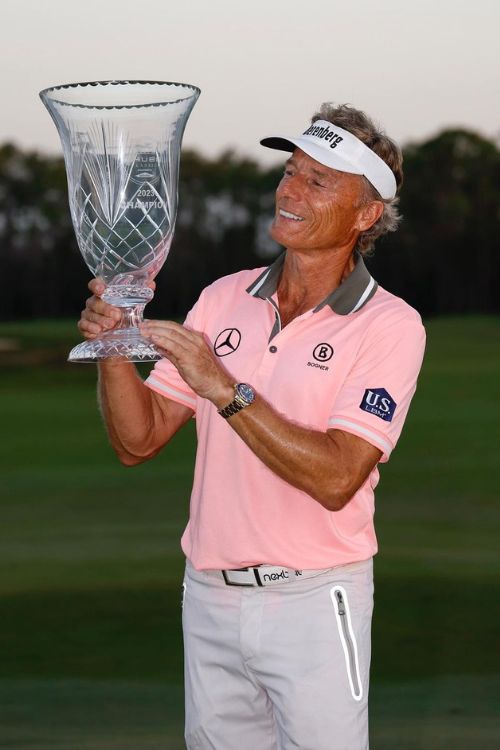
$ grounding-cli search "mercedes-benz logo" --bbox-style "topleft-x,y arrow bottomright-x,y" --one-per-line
313,343 -> 334,362
214,328 -> 242,357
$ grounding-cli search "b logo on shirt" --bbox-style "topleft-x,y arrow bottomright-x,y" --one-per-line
360,388 -> 396,422
313,343 -> 334,362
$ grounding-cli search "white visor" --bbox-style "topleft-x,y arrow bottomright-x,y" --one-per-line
260,119 -> 397,200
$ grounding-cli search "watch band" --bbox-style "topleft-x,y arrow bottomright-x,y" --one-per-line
218,383 -> 255,419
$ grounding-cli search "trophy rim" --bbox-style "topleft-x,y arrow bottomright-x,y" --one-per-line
39,79 -> 201,110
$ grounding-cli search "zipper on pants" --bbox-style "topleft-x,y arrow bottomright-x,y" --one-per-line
330,585 -> 363,701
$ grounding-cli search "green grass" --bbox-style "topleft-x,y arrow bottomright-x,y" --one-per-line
1,316 -> 500,748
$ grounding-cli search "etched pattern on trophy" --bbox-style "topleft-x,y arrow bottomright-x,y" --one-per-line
40,81 -> 200,362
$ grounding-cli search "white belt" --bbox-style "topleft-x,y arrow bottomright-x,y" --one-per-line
218,565 -> 327,587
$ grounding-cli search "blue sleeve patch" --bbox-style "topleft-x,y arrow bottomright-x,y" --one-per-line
360,388 -> 397,423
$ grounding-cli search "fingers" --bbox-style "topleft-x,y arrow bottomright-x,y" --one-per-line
79,283 -> 122,340
141,321 -> 210,363
141,320 -> 192,339
141,321 -> 202,352
139,320 -> 231,402
88,277 -> 106,296
79,278 -> 155,341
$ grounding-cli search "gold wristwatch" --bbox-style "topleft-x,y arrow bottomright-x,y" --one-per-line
218,383 -> 256,419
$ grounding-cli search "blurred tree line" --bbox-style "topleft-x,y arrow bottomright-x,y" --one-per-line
0,128 -> 499,322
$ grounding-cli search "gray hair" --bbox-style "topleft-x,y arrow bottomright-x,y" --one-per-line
312,103 -> 403,255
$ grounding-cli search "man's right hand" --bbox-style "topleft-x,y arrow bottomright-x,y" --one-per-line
78,279 -> 122,340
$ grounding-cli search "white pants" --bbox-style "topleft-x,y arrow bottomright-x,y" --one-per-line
182,558 -> 373,750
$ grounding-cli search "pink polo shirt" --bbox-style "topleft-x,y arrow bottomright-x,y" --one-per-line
145,253 -> 425,570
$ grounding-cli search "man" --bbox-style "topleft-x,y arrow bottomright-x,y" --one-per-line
80,103 -> 425,749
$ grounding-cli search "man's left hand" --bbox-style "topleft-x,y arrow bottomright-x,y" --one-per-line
140,320 -> 234,407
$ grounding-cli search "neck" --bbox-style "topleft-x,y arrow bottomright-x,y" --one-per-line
277,247 -> 356,325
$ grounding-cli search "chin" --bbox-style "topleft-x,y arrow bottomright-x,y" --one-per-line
269,223 -> 284,246
270,222 -> 299,248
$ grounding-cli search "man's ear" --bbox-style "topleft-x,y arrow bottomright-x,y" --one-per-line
356,201 -> 384,232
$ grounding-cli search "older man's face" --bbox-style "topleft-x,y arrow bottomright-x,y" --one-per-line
270,149 -> 368,253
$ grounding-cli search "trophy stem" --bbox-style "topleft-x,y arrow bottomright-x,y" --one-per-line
117,302 -> 147,330
68,294 -> 163,363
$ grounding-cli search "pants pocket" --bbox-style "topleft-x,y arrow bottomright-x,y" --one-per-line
330,584 -> 363,702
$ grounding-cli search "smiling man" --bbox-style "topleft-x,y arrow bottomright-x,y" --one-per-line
79,103 -> 425,750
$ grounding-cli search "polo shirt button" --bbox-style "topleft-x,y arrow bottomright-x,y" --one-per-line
269,345 -> 278,353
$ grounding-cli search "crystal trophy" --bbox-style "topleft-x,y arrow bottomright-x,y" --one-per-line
40,80 -> 200,362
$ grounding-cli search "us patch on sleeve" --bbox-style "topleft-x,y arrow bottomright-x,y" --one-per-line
360,388 -> 397,422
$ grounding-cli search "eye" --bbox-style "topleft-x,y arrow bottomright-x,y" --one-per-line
312,179 -> 326,188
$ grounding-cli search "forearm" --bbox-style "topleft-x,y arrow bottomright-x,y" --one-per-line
79,285 -> 185,464
97,361 -> 162,465
214,391 -> 358,511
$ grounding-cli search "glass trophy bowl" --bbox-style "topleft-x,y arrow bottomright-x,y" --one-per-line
40,80 -> 200,362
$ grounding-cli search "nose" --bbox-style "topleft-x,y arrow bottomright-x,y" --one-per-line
277,171 -> 303,202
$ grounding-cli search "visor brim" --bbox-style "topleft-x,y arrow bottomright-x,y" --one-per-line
260,135 -> 364,177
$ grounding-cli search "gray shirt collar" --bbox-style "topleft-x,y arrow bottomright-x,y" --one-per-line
246,251 -> 378,315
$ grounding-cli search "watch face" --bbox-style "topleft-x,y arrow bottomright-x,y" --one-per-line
237,383 -> 255,404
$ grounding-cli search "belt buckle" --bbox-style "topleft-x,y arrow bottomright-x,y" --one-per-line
222,568 -> 260,587
221,565 -> 295,587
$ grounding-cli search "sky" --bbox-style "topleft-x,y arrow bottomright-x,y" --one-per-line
1,0 -> 498,166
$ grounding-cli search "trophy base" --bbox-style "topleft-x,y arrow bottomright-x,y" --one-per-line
68,329 -> 163,363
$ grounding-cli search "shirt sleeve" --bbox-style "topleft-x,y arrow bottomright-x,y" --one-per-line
144,296 -> 204,413
328,315 -> 426,462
